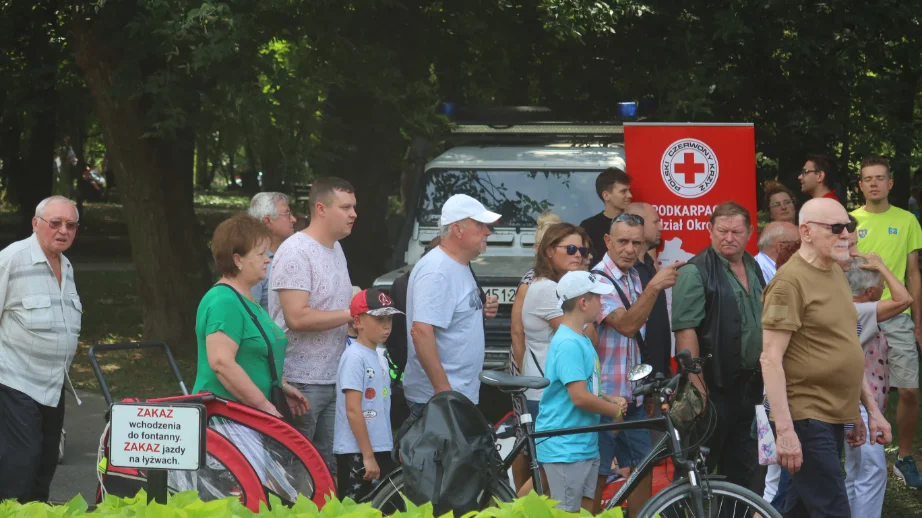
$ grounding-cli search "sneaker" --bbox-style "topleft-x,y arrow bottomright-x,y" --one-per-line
894,455 -> 922,489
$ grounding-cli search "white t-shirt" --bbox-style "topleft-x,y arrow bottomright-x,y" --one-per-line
855,302 -> 880,347
403,247 -> 485,404
269,232 -> 352,385
521,278 -> 564,401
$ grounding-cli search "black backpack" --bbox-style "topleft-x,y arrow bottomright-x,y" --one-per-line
398,391 -> 501,515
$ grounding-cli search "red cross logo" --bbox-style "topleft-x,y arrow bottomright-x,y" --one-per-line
674,152 -> 705,185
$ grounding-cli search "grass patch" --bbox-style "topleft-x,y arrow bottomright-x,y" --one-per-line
882,388 -> 922,517
69,269 -> 196,402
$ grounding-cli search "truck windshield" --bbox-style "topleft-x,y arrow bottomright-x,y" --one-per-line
418,169 -> 602,227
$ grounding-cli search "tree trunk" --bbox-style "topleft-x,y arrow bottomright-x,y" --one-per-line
890,59 -> 918,210
71,21 -> 212,355
15,101 -> 57,238
195,131 -> 211,190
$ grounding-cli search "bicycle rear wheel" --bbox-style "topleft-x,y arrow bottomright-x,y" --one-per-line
369,470 -> 516,513
637,479 -> 781,518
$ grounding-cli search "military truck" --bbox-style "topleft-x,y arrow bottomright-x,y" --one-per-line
374,122 -> 626,370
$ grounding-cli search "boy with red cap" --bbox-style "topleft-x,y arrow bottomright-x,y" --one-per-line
333,288 -> 403,499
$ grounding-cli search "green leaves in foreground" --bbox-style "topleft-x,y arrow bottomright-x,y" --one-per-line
0,491 -> 625,518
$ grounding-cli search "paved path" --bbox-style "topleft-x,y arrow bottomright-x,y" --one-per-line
50,390 -> 110,505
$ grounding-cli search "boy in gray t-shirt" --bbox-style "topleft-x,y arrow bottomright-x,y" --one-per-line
333,289 -> 403,500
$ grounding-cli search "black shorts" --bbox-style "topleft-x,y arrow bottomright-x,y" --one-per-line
335,452 -> 396,501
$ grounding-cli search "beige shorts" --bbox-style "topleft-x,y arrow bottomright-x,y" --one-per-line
543,458 -> 600,512
879,313 -> 919,389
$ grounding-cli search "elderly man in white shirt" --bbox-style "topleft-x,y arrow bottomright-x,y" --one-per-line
754,221 -> 799,282
0,196 -> 82,503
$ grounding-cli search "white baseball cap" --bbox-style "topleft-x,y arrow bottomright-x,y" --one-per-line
439,194 -> 502,226
556,271 -> 614,304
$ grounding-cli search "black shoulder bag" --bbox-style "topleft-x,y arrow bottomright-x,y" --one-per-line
591,269 -> 648,360
218,284 -> 295,424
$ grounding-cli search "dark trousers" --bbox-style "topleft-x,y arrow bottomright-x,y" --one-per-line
702,374 -> 764,494
782,419 -> 849,518
0,384 -> 66,503
336,452 -> 397,501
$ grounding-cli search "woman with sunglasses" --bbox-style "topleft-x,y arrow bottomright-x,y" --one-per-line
521,223 -> 597,419
764,180 -> 797,224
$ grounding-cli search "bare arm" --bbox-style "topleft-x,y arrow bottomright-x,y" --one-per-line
278,289 -> 351,332
675,328 -> 705,393
906,251 -> 921,328
760,329 -> 794,431
410,322 -> 451,393
601,287 -> 660,337
205,332 -> 279,416
345,390 -> 375,458
510,283 -> 529,371
877,263 -> 914,322
566,381 -> 624,419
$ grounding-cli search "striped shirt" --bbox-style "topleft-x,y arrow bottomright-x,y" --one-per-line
0,234 -> 81,406
593,254 -> 645,405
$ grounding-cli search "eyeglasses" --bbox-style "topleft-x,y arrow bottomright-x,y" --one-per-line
277,211 -> 292,218
557,245 -> 588,257
769,199 -> 794,209
800,168 -> 820,175
615,213 -> 645,225
38,217 -> 79,231
806,220 -> 857,235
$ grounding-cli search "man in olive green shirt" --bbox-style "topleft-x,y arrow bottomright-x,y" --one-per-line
671,201 -> 767,494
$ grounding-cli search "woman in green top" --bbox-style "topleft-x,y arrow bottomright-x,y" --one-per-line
193,214 -> 308,418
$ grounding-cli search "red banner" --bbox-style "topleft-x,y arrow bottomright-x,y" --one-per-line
624,123 -> 758,268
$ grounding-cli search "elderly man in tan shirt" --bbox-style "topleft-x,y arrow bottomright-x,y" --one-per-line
0,196 -> 82,503
761,198 -> 892,517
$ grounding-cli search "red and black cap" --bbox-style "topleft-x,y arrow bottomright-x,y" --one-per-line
350,288 -> 404,318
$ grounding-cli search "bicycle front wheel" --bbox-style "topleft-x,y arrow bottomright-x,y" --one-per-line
369,470 -> 516,514
637,479 -> 781,518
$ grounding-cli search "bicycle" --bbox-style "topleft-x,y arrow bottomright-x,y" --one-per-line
368,349 -> 780,518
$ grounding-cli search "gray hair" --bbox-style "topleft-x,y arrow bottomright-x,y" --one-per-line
439,223 -> 453,239
608,214 -> 644,234
35,196 -> 79,220
758,224 -> 788,251
846,257 -> 881,296
248,192 -> 290,221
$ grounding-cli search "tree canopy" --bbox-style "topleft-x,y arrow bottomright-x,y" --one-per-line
1,0 -> 920,351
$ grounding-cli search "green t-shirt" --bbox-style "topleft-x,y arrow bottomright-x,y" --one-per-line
192,285 -> 288,401
671,252 -> 764,370
852,205 -> 922,312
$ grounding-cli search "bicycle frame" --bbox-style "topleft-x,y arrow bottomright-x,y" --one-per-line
504,391 -> 708,513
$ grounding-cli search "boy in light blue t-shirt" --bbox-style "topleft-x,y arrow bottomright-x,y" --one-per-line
333,289 -> 404,501
536,271 -> 627,513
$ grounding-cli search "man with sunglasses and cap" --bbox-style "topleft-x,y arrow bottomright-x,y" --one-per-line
403,194 -> 500,415
671,201 -> 767,494
762,197 -> 892,516
590,212 -> 684,513
851,155 -> 922,488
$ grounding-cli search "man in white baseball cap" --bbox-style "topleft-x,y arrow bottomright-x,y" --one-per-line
439,194 -> 502,227
402,194 -> 501,415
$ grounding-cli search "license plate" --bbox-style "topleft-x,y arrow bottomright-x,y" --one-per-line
484,287 -> 517,305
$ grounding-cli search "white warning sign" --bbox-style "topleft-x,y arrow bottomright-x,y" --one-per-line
109,403 -> 206,471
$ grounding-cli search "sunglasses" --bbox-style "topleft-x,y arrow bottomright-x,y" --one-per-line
615,213 -> 645,225
38,217 -> 79,231
769,199 -> 794,209
806,220 -> 857,235
557,245 -> 588,257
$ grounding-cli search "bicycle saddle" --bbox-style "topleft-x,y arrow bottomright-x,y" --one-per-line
479,370 -> 549,390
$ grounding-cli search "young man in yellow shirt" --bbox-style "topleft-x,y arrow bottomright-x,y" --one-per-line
851,156 -> 922,488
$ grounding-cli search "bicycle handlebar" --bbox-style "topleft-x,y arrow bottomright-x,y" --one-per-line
632,352 -> 707,398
